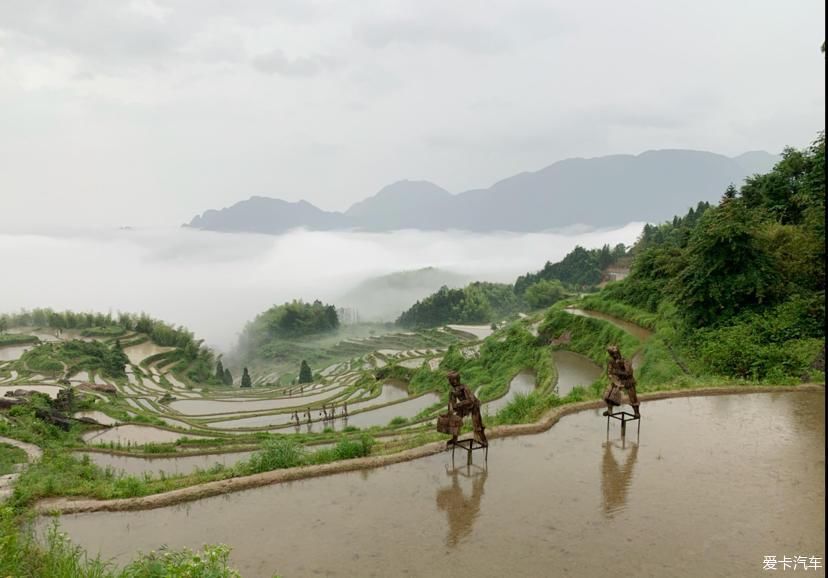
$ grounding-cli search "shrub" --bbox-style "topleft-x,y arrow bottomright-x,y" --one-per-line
247,439 -> 303,473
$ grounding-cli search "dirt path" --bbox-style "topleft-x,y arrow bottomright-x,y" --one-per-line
0,435 -> 42,501
34,383 -> 823,515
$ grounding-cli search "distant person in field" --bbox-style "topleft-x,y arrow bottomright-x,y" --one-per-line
603,345 -> 640,418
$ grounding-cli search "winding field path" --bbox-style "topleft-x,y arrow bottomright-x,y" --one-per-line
0,435 -> 42,501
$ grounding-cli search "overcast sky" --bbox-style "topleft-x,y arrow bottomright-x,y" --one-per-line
0,0 -> 824,228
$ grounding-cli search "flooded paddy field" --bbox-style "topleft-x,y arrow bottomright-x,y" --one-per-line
53,391 -> 824,577
564,308 -> 653,342
0,345 -> 32,361
73,411 -> 119,426
284,392 -> 443,433
123,342 -> 175,366
0,384 -> 64,398
552,350 -> 602,396
168,386 -> 348,416
81,425 -> 207,446
484,371 -> 535,414
76,450 -> 255,477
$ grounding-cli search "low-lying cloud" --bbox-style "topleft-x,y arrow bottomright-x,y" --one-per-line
0,224 -> 644,350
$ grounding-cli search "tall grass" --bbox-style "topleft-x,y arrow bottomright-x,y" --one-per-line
1,508 -> 246,577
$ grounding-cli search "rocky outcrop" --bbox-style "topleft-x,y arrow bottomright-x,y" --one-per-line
79,382 -> 117,394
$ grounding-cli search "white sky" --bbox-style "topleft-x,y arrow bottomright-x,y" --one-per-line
0,0 -> 824,228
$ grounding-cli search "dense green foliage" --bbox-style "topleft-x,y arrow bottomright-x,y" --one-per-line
515,244 -> 627,294
396,282 -> 519,328
0,333 -> 39,346
396,244 -> 628,328
240,367 -> 252,388
80,326 -> 126,338
523,279 -> 567,309
599,134 -> 825,380
18,340 -> 129,378
241,300 -> 339,349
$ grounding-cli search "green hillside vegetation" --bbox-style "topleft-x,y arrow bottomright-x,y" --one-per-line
2,308 -> 225,386
396,282 -> 521,328
1,309 -> 204,350
396,245 -> 626,329
514,243 -> 627,293
590,133 -> 825,381
18,340 -> 129,378
241,300 -> 339,345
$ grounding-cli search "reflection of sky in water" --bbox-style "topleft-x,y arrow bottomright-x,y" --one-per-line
57,392 -> 825,578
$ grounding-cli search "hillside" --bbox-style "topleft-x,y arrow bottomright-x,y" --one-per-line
186,149 -> 779,234
335,267 -> 471,322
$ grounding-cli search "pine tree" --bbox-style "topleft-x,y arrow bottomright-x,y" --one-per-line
215,360 -> 225,382
298,360 -> 313,384
722,183 -> 738,202
223,368 -> 233,386
240,367 -> 252,388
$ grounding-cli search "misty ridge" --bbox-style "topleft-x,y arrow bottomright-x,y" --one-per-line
0,223 -> 643,350
186,148 -> 778,234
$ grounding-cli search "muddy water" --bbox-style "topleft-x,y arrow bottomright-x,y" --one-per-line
398,357 -> 426,369
289,392 -> 443,433
484,371 -> 535,414
212,383 -> 416,430
447,324 -> 494,340
56,392 -> 824,578
565,308 -> 652,342
552,351 -> 602,396
164,372 -> 188,389
0,345 -> 31,361
76,450 -> 255,477
169,386 -> 347,416
82,425 -> 207,446
73,411 -> 119,426
123,342 -> 174,366
0,384 -> 63,398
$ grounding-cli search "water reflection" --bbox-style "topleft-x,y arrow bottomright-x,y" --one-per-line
600,439 -> 638,518
436,463 -> 488,547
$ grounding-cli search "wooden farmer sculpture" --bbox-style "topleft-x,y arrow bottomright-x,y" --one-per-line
603,345 -> 640,418
438,371 -> 488,447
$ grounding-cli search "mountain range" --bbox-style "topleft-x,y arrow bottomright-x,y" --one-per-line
186,149 -> 779,233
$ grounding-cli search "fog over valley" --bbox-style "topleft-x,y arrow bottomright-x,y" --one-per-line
0,223 -> 643,350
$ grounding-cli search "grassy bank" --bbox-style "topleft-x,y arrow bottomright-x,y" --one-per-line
0,334 -> 39,347
0,443 -> 28,475
1,507 -> 250,577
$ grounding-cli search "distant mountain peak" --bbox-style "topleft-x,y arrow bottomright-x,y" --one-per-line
186,148 -> 779,234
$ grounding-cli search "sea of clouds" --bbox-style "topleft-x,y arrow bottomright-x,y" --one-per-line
0,223 -> 645,350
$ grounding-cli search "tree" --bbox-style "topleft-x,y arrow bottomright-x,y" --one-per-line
723,183 -> 737,201
524,279 -> 567,309
0,317 -> 6,334
240,367 -> 252,388
223,367 -> 233,386
215,360 -> 225,382
298,360 -> 313,384
671,200 -> 781,326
